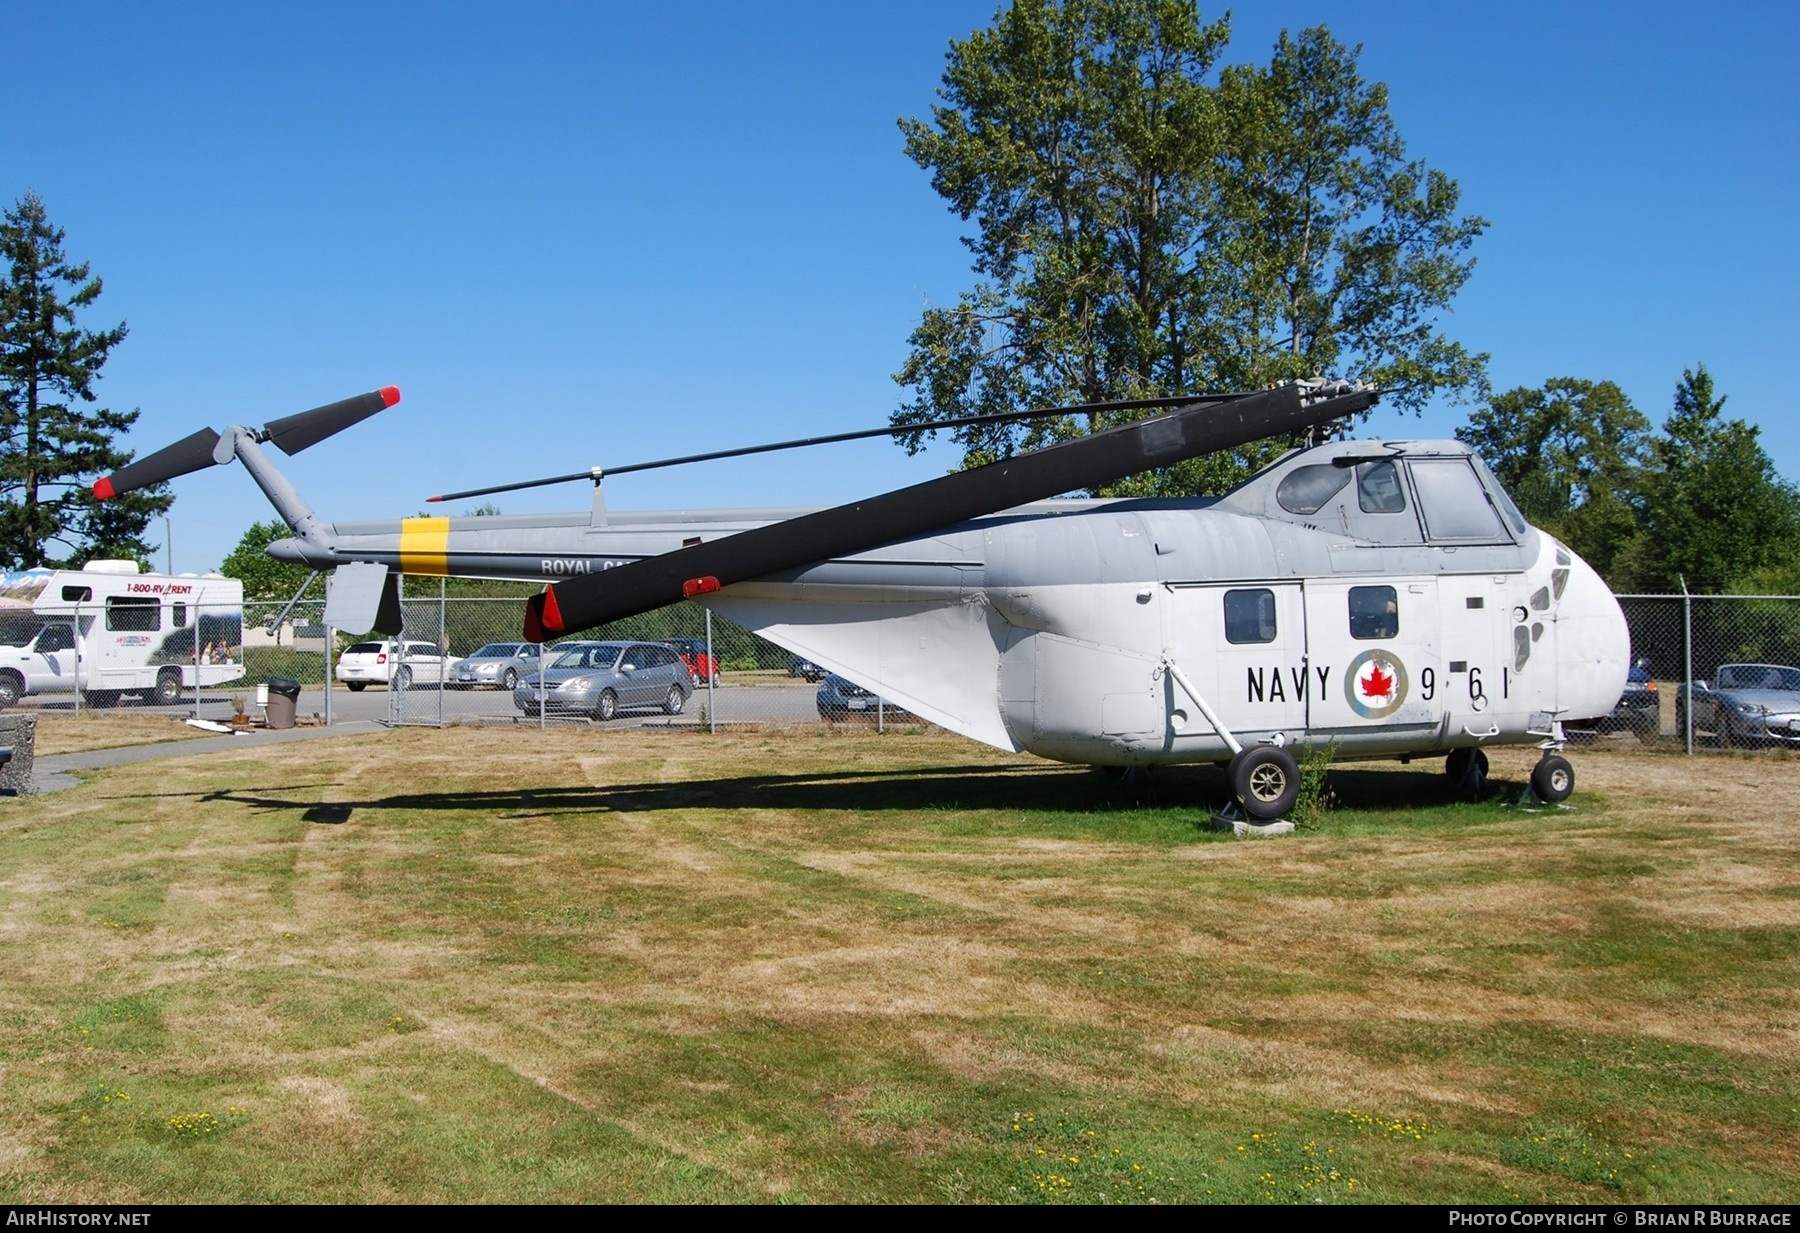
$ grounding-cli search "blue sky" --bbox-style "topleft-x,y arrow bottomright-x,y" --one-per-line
4,1 -> 1796,574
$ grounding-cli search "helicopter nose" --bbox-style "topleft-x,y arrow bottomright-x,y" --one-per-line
1556,547 -> 1630,721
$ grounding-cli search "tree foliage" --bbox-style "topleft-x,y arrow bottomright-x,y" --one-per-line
1463,366 -> 1800,594
893,1 -> 1487,494
1624,366 -> 1800,593
0,192 -> 169,567
1457,378 -> 1649,582
222,520 -> 313,601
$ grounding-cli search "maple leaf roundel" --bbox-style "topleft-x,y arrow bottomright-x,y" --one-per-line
1343,649 -> 1409,719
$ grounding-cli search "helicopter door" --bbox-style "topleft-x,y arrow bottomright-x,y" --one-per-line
1165,584 -> 1306,739
1303,580 -> 1439,733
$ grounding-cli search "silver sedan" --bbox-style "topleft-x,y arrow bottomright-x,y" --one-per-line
512,640 -> 690,721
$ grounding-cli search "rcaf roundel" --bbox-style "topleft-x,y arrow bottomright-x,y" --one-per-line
1343,648 -> 1408,719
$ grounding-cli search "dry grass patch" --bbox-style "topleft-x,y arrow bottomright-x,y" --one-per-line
28,712 -> 204,756
0,727 -> 1794,1203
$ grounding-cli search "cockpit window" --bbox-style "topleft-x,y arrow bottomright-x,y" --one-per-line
1408,458 -> 1507,540
1356,461 -> 1407,513
1276,464 -> 1351,515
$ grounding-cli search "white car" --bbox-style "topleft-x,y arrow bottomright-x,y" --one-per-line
335,640 -> 457,691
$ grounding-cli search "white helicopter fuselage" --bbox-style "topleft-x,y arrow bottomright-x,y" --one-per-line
290,437 -> 1630,767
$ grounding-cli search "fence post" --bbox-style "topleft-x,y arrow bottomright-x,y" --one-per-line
705,607 -> 716,735
193,587 -> 203,718
1681,576 -> 1693,756
324,622 -> 334,726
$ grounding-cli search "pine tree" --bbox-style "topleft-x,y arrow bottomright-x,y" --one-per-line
0,191 -> 169,568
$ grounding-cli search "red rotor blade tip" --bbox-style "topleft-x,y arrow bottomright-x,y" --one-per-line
93,477 -> 116,501
379,385 -> 401,407
682,576 -> 721,598
523,588 -> 566,642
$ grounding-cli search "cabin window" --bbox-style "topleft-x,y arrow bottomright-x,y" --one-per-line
1223,589 -> 1278,644
1276,464 -> 1350,515
1409,459 -> 1506,540
1348,586 -> 1399,640
1356,461 -> 1407,513
105,596 -> 161,632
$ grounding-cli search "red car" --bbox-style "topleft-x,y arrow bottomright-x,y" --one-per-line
663,638 -> 720,687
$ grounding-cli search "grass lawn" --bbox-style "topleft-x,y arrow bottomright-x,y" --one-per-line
0,728 -> 1793,1203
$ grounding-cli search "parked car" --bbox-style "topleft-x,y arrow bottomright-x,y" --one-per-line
1570,661 -> 1659,737
450,641 -> 544,690
816,673 -> 913,721
1674,663 -> 1800,746
663,637 -> 720,687
335,640 -> 457,691
789,656 -> 826,682
512,640 -> 690,721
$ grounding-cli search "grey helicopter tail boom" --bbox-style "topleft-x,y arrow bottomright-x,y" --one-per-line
524,381 -> 1377,641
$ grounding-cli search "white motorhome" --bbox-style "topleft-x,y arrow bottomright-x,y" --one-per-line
0,561 -> 246,707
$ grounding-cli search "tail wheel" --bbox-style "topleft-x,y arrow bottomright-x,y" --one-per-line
1228,745 -> 1301,821
595,689 -> 618,721
1531,754 -> 1575,803
152,671 -> 183,706
664,685 -> 686,715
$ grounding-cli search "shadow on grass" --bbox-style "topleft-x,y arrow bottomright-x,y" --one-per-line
100,758 -> 1520,825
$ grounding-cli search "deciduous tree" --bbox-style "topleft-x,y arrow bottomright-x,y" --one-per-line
1457,378 -> 1649,582
893,2 -> 1487,494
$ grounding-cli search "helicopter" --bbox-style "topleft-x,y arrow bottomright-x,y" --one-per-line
96,380 -> 1630,822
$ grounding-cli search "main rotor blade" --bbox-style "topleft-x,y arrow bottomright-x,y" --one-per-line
93,428 -> 222,499
525,384 -> 1376,640
264,386 -> 400,456
428,392 -> 1241,505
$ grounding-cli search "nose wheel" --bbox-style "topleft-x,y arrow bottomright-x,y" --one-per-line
1530,753 -> 1575,803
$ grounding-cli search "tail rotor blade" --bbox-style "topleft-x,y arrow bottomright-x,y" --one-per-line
264,386 -> 400,456
94,428 -> 222,499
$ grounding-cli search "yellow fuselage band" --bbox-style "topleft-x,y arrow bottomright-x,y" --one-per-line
399,517 -> 450,576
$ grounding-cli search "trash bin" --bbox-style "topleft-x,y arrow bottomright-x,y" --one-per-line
266,678 -> 302,730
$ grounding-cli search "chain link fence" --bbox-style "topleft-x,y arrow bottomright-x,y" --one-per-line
221,586 -> 876,732
24,583 -> 1796,751
1609,594 -> 1800,753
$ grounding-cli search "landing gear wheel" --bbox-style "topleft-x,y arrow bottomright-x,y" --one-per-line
663,685 -> 686,715
595,689 -> 618,722
152,671 -> 183,706
1445,747 -> 1490,800
1229,746 -> 1301,821
1531,754 -> 1575,803
502,668 -> 518,691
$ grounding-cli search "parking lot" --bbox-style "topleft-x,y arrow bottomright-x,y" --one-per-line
11,671 -> 895,731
